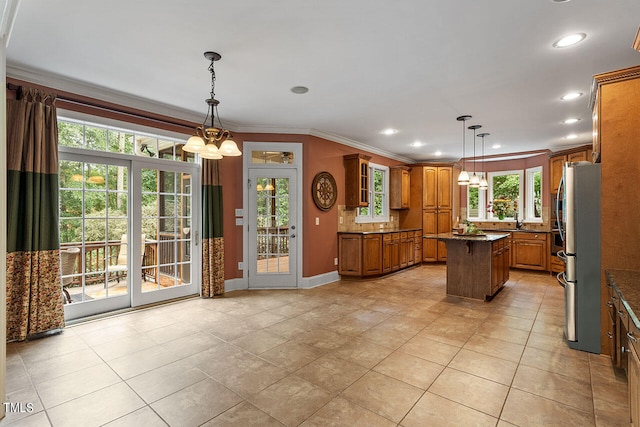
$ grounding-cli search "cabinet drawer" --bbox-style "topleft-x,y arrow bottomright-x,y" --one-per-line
400,231 -> 408,239
492,240 -> 505,251
390,232 -> 400,241
512,232 -> 547,241
383,234 -> 392,242
407,231 -> 415,238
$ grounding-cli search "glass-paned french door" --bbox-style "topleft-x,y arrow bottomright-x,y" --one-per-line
248,168 -> 297,288
59,150 -> 200,320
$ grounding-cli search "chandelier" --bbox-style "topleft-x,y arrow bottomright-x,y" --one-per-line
182,51 -> 242,158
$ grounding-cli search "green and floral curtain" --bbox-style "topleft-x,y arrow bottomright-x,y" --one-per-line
201,158 -> 224,297
6,87 -> 65,341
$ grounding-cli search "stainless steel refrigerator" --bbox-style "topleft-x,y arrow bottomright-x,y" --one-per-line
557,161 -> 601,353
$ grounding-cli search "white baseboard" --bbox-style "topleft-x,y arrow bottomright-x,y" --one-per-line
224,270 -> 339,292
299,270 -> 340,289
224,277 -> 248,292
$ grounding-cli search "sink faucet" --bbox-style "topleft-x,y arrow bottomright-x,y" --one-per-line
515,212 -> 524,229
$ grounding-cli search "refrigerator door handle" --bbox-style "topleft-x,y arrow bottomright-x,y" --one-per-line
557,174 -> 565,242
557,250 -> 567,262
556,272 -> 567,288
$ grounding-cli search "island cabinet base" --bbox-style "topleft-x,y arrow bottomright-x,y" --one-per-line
432,234 -> 510,301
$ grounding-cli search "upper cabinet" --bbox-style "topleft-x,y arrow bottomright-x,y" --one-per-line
549,145 -> 593,194
343,153 -> 371,208
390,166 -> 411,209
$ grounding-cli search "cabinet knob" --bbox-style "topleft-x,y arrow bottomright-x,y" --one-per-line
618,310 -> 626,319
628,332 -> 639,344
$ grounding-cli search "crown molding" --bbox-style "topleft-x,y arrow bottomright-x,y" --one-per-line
7,63 -> 415,164
6,62 -> 206,124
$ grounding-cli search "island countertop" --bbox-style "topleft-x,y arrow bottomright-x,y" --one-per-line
423,232 -> 510,242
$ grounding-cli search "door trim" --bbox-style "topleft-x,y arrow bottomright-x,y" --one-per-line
242,142 -> 303,289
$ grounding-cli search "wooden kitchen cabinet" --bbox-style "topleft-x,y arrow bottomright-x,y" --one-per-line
362,234 -> 382,275
491,238 -> 511,296
423,166 -> 453,262
629,344 -> 640,427
337,233 -> 362,276
511,232 -> 548,271
344,153 -> 371,208
390,166 -> 411,209
340,230 -> 418,277
549,145 -> 592,194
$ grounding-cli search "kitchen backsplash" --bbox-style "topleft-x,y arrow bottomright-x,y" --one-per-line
338,205 -> 401,232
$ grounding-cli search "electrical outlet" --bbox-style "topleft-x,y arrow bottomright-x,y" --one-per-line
235,208 -> 243,217
315,217 -> 320,225
379,224 -> 384,229
235,218 -> 243,226
238,262 -> 244,270
334,257 -> 338,265
339,216 -> 343,224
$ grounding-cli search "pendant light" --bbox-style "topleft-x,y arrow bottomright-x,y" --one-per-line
477,133 -> 489,190
456,115 -> 472,185
182,51 -> 242,159
468,124 -> 482,188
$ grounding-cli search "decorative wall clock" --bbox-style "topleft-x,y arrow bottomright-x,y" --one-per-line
312,171 -> 337,211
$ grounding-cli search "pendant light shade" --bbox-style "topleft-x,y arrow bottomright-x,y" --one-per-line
478,132 -> 490,190
468,124 -> 482,188
183,135 -> 206,153
218,138 -> 242,156
456,115 -> 472,185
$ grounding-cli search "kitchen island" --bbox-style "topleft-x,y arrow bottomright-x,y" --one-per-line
424,232 -> 511,300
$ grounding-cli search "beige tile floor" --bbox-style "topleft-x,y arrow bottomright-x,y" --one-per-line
1,265 -> 630,426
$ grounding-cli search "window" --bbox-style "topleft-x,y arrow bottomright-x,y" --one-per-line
356,163 -> 389,223
58,118 -> 191,162
487,170 -> 523,220
467,173 -> 487,220
526,166 -> 542,221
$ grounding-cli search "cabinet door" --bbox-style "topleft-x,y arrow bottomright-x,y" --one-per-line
338,234 -> 362,276
422,210 -> 437,262
512,240 -> 546,270
437,167 -> 453,209
550,155 -> 566,195
414,236 -> 422,265
383,239 -> 392,273
390,168 -> 411,209
630,344 -> 640,427
390,238 -> 400,271
436,210 -> 452,261
568,151 -> 587,163
362,235 -> 382,276
423,167 -> 437,209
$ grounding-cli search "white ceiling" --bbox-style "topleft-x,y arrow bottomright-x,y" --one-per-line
5,0 -> 640,162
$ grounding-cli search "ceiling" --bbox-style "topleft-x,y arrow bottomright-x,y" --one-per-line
5,0 -> 640,162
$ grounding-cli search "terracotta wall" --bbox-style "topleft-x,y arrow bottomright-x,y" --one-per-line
457,153 -> 550,228
227,133 -> 404,279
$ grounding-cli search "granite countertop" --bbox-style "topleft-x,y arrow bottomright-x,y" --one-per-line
494,228 -> 549,233
338,228 -> 422,235
423,232 -> 510,242
606,269 -> 640,329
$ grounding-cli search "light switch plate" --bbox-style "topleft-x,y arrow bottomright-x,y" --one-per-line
315,217 -> 320,225
235,218 -> 243,226
235,209 -> 243,217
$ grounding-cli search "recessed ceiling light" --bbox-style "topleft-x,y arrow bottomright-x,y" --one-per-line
491,144 -> 502,149
551,0 -> 571,3
562,118 -> 580,124
565,134 -> 578,139
290,86 -> 309,94
561,92 -> 583,101
411,141 -> 424,147
381,128 -> 398,135
434,151 -> 442,156
553,33 -> 586,48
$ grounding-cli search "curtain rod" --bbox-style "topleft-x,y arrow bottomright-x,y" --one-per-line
6,82 -> 196,133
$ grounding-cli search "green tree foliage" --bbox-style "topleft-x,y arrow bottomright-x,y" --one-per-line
492,174 -> 520,217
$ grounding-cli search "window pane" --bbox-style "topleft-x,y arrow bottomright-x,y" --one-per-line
374,194 -> 383,216
468,187 -> 479,217
58,122 -> 84,148
533,171 -> 542,218
136,136 -> 158,158
85,126 -> 107,151
491,174 -> 519,218
374,170 -> 384,192
108,130 -> 134,155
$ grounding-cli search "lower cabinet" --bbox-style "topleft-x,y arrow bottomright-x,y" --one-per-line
339,230 -> 419,277
491,239 -> 510,296
511,232 -> 548,271
362,234 -> 383,275
630,340 -> 640,426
